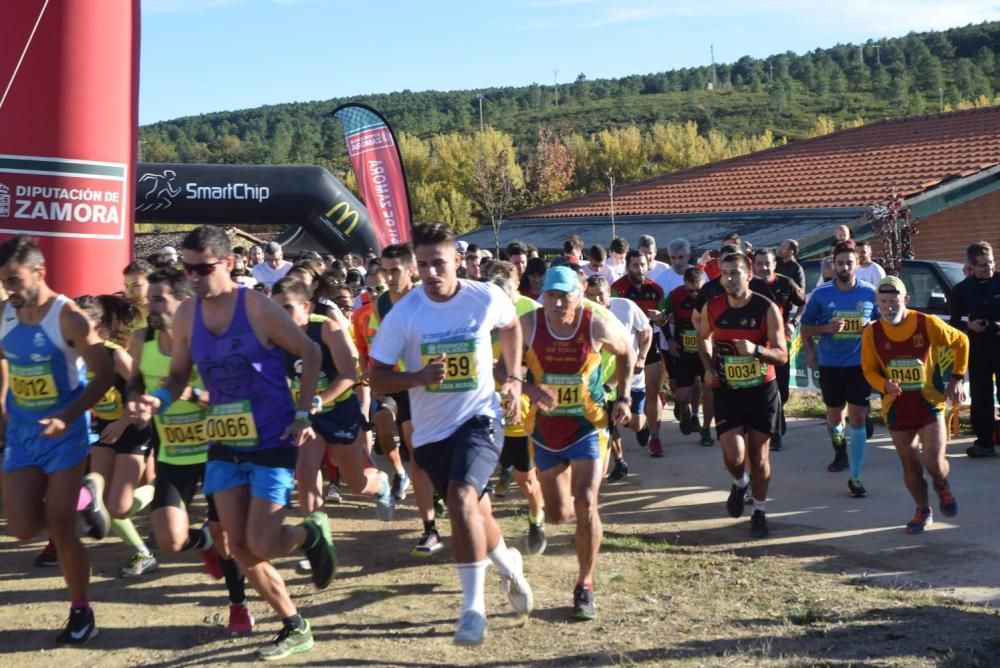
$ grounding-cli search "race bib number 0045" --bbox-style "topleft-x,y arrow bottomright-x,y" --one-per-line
421,340 -> 478,393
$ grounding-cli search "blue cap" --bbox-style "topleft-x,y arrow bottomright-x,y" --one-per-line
541,266 -> 580,294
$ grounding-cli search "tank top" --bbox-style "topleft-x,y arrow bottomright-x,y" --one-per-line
284,314 -> 353,412
667,285 -> 700,354
525,304 -> 607,451
91,342 -> 127,422
1,295 -> 85,424
707,292 -> 776,389
139,328 -> 208,465
871,312 -> 941,415
192,287 -> 294,452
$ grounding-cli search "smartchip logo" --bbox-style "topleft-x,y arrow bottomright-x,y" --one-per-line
137,170 -> 182,212
137,170 -> 271,212
0,183 -> 9,217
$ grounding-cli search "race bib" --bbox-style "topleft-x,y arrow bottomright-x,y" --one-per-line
722,355 -> 766,389
10,362 -> 58,409
541,373 -> 586,416
157,403 -> 209,458
681,329 -> 698,354
832,310 -> 864,340
887,357 -> 925,392
421,340 -> 478,393
94,387 -> 124,420
205,400 -> 259,449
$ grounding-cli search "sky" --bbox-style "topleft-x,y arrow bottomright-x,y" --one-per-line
139,0 -> 1000,125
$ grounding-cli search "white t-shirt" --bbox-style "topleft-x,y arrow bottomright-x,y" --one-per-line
646,261 -> 673,292
856,262 -> 886,286
655,267 -> 686,348
608,297 -> 648,390
605,259 -> 627,283
582,263 -> 613,282
370,280 -> 516,446
251,260 -> 293,288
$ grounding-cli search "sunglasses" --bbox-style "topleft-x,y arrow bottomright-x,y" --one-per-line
182,260 -> 223,276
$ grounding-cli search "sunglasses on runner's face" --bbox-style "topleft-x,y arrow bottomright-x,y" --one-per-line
182,260 -> 224,276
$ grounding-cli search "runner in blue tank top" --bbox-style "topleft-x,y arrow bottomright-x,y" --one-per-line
131,226 -> 331,662
0,236 -> 115,646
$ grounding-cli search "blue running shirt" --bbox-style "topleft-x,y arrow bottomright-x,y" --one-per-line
801,280 -> 878,367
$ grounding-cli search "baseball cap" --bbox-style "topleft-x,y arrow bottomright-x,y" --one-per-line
541,266 -> 580,293
455,240 -> 469,253
264,241 -> 282,256
161,246 -> 177,259
877,276 -> 907,295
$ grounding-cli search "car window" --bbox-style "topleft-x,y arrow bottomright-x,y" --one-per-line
900,265 -> 943,309
937,262 -> 966,289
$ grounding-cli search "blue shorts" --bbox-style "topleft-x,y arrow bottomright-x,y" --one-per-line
3,418 -> 90,474
311,395 -> 363,445
531,430 -> 607,472
203,458 -> 295,507
629,389 -> 646,414
414,415 -> 499,498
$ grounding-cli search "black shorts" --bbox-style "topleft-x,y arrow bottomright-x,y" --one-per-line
378,390 -> 412,426
500,435 -> 533,473
819,366 -> 871,408
311,395 -> 363,445
662,346 -> 676,377
92,420 -> 153,456
714,380 -> 781,437
672,353 -> 704,388
414,415 -> 500,498
151,460 -> 219,521
645,341 -> 663,366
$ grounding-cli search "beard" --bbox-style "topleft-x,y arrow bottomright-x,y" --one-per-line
882,308 -> 905,325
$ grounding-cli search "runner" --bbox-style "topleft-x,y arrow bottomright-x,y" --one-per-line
132,226 -> 334,661
523,265 -> 634,619
0,235 -> 114,645
76,294 -> 159,578
799,242 -> 878,497
584,274 -> 651,482
123,259 -> 154,335
127,267 -> 252,636
270,277 -> 395,520
661,267 -> 715,446
370,222 -> 533,646
697,252 -> 787,539
610,249 -> 665,456
861,276 -> 968,533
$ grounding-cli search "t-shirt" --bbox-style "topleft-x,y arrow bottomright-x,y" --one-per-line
610,275 -> 663,313
370,280 -> 515,446
655,267 -> 685,347
800,279 -> 879,367
251,260 -> 292,288
582,263 -> 613,282
855,262 -> 886,286
608,297 -> 648,390
605,259 -> 627,283
646,261 -> 674,293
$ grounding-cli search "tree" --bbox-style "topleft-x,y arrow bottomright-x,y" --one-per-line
473,146 -> 519,256
525,126 -> 575,206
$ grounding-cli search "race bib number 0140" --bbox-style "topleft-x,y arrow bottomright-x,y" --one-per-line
887,357 -> 925,392
421,340 -> 478,393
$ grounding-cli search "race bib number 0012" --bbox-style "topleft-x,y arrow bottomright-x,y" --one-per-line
205,400 -> 259,448
421,340 -> 478,393
10,362 -> 58,409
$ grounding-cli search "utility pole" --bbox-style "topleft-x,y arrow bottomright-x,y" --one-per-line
939,87 -> 944,112
710,45 -> 718,89
875,43 -> 881,65
608,169 -> 616,240
769,61 -> 773,83
477,94 -> 484,132
553,69 -> 559,107
858,45 -> 863,64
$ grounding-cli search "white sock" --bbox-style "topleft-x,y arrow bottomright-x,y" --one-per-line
487,536 -> 515,578
733,472 -> 750,488
752,498 -> 767,512
456,560 -> 489,614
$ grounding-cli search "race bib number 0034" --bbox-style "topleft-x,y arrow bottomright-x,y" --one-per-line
722,355 -> 766,389
421,340 -> 478,393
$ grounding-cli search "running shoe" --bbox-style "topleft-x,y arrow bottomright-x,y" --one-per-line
295,559 -> 312,573
700,428 -> 714,447
965,442 -> 997,458
848,478 -> 867,498
391,469 -> 410,502
636,426 -> 651,448
324,483 -> 343,504
935,480 -> 958,517
770,432 -> 782,452
434,495 -> 447,519
572,585 -> 596,621
374,471 -> 396,522
499,548 -> 534,616
79,472 -> 110,540
672,404 -> 681,422
301,511 -> 336,589
750,509 -> 770,539
120,552 -> 159,578
258,620 -> 314,661
678,407 -> 693,435
726,482 -> 749,518
648,437 -> 664,458
412,529 -> 444,557
906,507 -> 933,534
526,522 -> 547,556
495,467 -> 513,497
827,448 -> 849,473
199,526 -> 224,580
607,458 -> 629,482
34,540 -> 58,567
55,606 -> 98,645
691,414 -> 701,432
226,603 -> 254,636
453,609 -> 487,646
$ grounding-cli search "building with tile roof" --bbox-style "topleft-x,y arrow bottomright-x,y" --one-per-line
132,227 -> 275,261
459,106 -> 1000,262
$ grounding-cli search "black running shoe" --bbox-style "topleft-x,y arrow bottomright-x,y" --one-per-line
34,540 -> 58,567
966,442 -> 997,458
526,522 -> 547,556
411,529 -> 444,557
301,511 -> 336,589
78,473 -> 110,540
572,585 -> 596,621
726,482 -> 749,518
690,414 -> 701,432
750,509 -> 770,539
56,606 -> 98,645
678,408 -> 693,435
636,427 -> 650,448
827,448 -> 849,472
848,477 -> 867,498
607,459 -> 629,482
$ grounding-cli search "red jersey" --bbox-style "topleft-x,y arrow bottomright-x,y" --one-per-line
706,292 -> 776,389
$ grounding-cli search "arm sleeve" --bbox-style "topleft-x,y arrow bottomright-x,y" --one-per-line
927,315 -> 970,378
861,326 -> 886,393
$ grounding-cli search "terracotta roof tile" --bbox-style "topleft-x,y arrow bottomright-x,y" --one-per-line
512,107 -> 1000,219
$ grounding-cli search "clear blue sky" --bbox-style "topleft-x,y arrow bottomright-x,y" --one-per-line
139,0 -> 1000,125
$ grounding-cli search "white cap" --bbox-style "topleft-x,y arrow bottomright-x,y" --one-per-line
162,246 -> 178,259
455,240 -> 469,253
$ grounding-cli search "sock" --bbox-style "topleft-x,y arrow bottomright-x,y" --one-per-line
528,511 -> 544,526
733,472 -> 750,488
752,498 -> 767,512
487,536 -> 515,578
110,518 -> 148,554
373,475 -> 390,498
395,466 -> 406,476
423,519 -> 437,534
76,486 -> 93,512
181,526 -> 208,551
70,598 -> 89,611
456,560 -> 488,615
848,425 -> 867,478
578,582 -> 593,591
282,613 -> 305,631
221,558 -> 246,605
132,484 -> 155,513
829,419 -> 845,437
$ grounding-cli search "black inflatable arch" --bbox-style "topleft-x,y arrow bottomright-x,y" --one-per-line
133,162 -> 377,255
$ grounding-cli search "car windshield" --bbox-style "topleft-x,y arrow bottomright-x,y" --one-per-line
937,261 -> 966,289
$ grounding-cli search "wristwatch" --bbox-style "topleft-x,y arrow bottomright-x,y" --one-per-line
753,344 -> 765,359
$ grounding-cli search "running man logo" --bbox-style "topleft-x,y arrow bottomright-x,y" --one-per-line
0,183 -> 10,217
320,200 -> 360,240
137,170 -> 182,212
